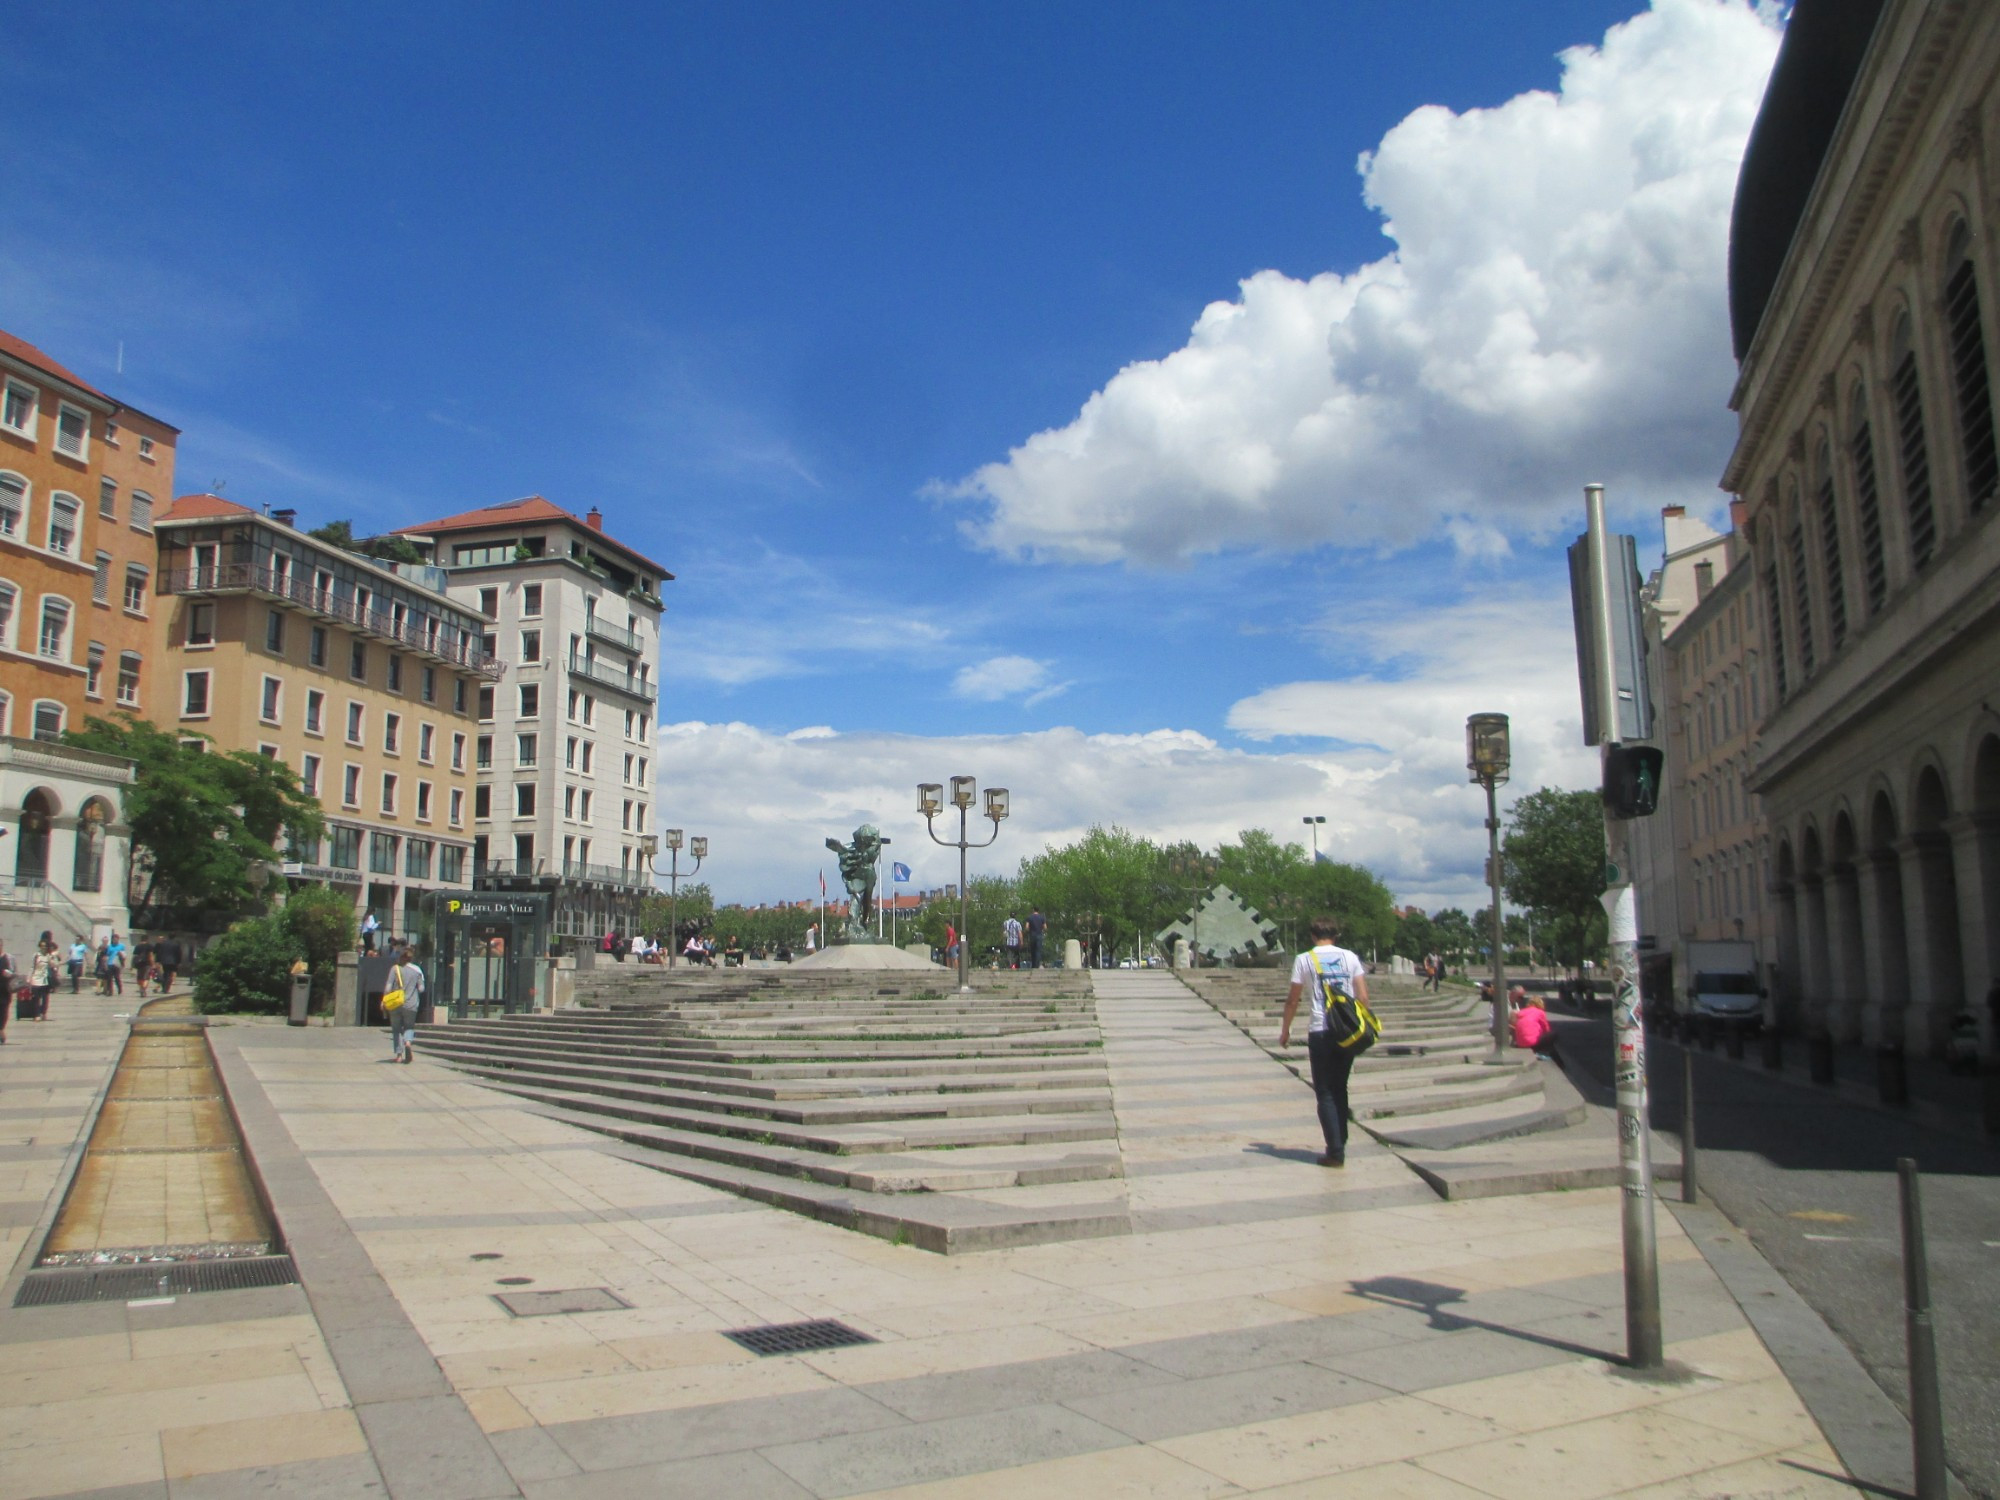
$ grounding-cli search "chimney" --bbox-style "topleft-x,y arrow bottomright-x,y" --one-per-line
271,508 -> 297,528
585,507 -> 604,532
1729,497 -> 1749,531
1661,504 -> 1686,519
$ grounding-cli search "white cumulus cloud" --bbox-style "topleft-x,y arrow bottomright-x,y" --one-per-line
940,0 -> 1780,565
950,654 -> 1067,703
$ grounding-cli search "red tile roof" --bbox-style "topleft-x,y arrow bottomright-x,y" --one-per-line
396,495 -> 671,579
162,493 -> 257,522
0,329 -> 111,401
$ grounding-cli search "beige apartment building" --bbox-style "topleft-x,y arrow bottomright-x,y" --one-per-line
153,495 -> 502,934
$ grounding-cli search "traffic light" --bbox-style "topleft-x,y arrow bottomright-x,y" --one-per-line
1603,744 -> 1664,820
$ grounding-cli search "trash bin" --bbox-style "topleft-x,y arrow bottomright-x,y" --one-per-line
288,975 -> 312,1027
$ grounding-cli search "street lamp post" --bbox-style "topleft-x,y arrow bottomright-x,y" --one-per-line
876,836 -> 892,941
1467,713 -> 1511,1057
639,829 -> 706,968
1302,814 -> 1326,861
918,778 -> 1008,994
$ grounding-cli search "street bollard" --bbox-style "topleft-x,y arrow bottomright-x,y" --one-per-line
1809,1032 -> 1835,1085
1762,1026 -> 1783,1071
1681,1047 -> 1698,1205
1878,1041 -> 1909,1108
1897,1159 -> 1948,1500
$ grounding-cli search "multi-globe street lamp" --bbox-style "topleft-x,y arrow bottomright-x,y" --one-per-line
639,829 -> 707,968
1466,712 -> 1512,1055
918,777 -> 1008,993
1301,814 -> 1326,860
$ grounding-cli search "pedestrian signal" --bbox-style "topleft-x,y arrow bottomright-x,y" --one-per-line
1603,745 -> 1664,820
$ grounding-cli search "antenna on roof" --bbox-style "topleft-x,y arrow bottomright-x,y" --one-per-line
116,341 -> 124,376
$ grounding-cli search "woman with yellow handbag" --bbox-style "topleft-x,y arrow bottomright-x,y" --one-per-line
383,953 -> 416,1064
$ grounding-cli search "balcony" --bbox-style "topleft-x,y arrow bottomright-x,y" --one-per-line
473,857 -> 651,889
585,614 -> 642,652
164,563 -> 508,680
567,653 -> 657,703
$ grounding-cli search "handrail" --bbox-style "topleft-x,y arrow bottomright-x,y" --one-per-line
566,653 -> 657,702
475,857 -> 651,888
2,875 -> 106,934
163,564 -> 509,680
584,614 -> 642,652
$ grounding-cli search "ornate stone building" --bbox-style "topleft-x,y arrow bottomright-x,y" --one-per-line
1725,0 -> 2000,1052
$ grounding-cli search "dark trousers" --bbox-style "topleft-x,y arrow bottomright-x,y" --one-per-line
1028,935 -> 1043,968
1306,1031 -> 1356,1157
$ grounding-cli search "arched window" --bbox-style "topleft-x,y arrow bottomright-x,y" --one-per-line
1890,313 -> 1936,567
1847,385 -> 1888,613
46,491 -> 80,556
1814,439 -> 1846,651
1785,483 -> 1816,678
15,789 -> 53,881
1763,560 -> 1789,701
72,798 -> 110,892
0,470 -> 25,539
1944,220 -> 1998,512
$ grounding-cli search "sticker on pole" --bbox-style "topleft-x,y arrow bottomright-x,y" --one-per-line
1600,884 -> 1637,946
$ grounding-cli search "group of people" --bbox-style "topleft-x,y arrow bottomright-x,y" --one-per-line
1421,951 -> 1447,990
999,910 -> 1047,968
0,931 -> 192,1039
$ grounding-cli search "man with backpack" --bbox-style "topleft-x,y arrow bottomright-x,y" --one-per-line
1278,917 -> 1378,1168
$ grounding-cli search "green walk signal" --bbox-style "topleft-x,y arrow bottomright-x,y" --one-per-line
1603,745 -> 1664,820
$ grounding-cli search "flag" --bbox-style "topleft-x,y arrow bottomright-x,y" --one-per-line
893,862 -> 911,883
819,870 -> 826,896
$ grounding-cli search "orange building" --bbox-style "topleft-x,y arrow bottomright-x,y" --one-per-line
0,329 -> 178,738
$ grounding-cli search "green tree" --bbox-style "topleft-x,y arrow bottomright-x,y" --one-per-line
1393,908 -> 1437,963
191,915 -> 296,1015
280,884 -> 354,1009
1019,826 -> 1168,961
65,715 -> 323,913
1430,907 -> 1477,965
636,882 -> 714,944
910,874 -> 1021,962
1502,787 -> 1608,972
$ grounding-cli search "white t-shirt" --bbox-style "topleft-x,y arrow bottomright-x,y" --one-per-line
1290,944 -> 1363,1034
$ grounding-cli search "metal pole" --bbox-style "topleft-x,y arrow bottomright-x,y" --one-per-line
1681,1046 -> 1698,1205
1588,483 -> 1663,1371
957,805 -> 971,994
667,851 -> 678,968
1486,779 -> 1508,1056
1898,1158 -> 1948,1500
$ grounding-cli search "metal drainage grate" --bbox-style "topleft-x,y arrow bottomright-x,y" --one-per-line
494,1287 -> 632,1318
15,1255 -> 298,1307
723,1319 -> 877,1357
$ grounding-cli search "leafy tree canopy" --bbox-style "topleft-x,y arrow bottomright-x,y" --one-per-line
1502,787 -> 1608,971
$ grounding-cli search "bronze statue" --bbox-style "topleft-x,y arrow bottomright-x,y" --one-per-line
824,824 -> 885,943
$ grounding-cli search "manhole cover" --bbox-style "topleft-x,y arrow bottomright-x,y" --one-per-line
723,1319 -> 877,1356
494,1287 -> 632,1318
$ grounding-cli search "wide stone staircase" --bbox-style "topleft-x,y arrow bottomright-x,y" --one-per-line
1180,968 -> 1680,1198
412,964 -> 1131,1253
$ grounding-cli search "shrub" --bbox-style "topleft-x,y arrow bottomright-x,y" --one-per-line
280,884 -> 354,1010
191,915 -> 299,1015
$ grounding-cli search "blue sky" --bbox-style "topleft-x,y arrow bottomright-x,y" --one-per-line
1,2 -> 1784,906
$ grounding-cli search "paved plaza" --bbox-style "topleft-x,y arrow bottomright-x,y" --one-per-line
0,974 -> 1922,1498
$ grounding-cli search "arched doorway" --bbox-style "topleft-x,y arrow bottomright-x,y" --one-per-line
1972,735 -> 2000,1050
1798,825 -> 1829,1034
1827,811 -> 1866,1041
72,798 -> 111,893
1908,765 -> 1963,1051
1773,838 -> 1800,1028
1865,789 -> 1910,1044
14,789 -> 54,882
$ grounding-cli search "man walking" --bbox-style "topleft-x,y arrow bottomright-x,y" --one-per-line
1278,918 -> 1371,1168
66,935 -> 88,993
1002,914 -> 1023,969
155,936 -> 181,995
1026,908 -> 1046,969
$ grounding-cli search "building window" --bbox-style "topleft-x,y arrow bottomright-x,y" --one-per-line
418,722 -> 435,763
54,403 -> 90,461
370,831 -> 399,874
1786,518 -> 1815,678
350,640 -> 367,680
387,654 -> 403,692
476,734 -> 493,769
138,435 -> 155,461
305,689 -> 325,734
478,586 -> 499,616
1,380 -> 34,436
3,581 -> 24,648
440,844 -> 465,882
124,566 -> 148,613
422,665 -> 435,703
565,736 -> 577,769
405,837 -> 433,879
309,626 -> 327,667
183,669 -> 212,717
478,685 -> 494,720
1816,463 -> 1846,654
260,676 -> 282,724
384,712 -> 401,754
514,833 -> 535,868
568,689 -> 579,722
92,551 -> 111,605
381,774 -> 398,815
330,825 -> 360,869
265,610 -> 285,653
0,472 -> 24,537
563,785 -> 575,819
518,683 -> 539,717
302,753 -> 321,797
517,732 -> 538,767
523,583 -> 542,616
454,677 -> 468,713
520,629 -> 541,663
32,700 -> 63,741
515,783 -> 536,817
186,602 -> 215,646
1890,316 -> 1936,568
99,477 -> 117,520
622,799 -> 632,831
416,782 -> 432,822
474,785 -> 492,820
47,493 -> 79,555
449,788 -> 464,827
38,598 -> 70,659
582,694 -> 595,727
85,644 -> 105,698
1945,224 -> 1998,514
130,491 -> 152,530
580,742 -> 594,774
636,802 -> 646,832
116,653 -> 140,707
579,789 -> 592,820
638,756 -> 647,784
451,732 -> 465,770
343,764 -> 361,807
346,702 -> 364,744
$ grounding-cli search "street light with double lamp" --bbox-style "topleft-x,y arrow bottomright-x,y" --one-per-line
1302,814 -> 1326,861
639,829 -> 706,968
918,778 -> 1008,994
1466,713 -> 1511,1056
